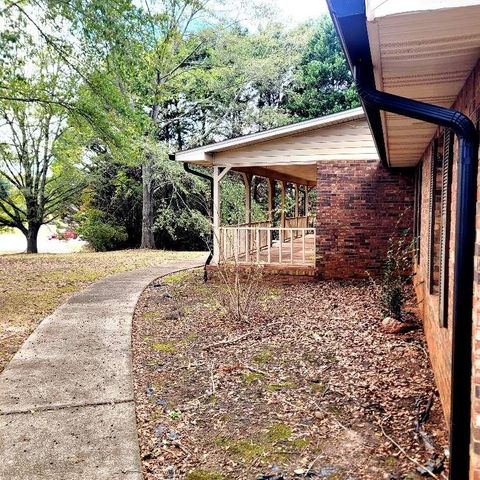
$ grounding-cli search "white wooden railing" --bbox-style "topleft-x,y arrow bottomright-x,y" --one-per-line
218,225 -> 315,265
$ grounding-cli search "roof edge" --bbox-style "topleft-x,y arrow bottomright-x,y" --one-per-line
326,0 -> 388,166
175,107 -> 365,160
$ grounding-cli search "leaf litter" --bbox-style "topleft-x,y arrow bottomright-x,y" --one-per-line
132,271 -> 448,479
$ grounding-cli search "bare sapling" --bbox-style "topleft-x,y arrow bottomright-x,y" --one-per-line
214,228 -> 265,324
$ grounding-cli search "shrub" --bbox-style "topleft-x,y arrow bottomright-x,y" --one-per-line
371,228 -> 415,321
76,208 -> 127,251
216,262 -> 265,324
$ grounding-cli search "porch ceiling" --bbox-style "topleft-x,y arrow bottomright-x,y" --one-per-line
234,164 -> 316,187
366,0 -> 480,167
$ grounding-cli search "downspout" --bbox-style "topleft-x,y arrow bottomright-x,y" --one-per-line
354,64 -> 478,478
168,154 -> 214,281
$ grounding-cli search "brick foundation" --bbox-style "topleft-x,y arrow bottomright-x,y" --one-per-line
315,160 -> 414,279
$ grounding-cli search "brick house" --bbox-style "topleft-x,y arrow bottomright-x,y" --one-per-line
176,0 -> 480,476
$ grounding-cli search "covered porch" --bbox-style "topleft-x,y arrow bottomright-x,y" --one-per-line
175,108 -> 379,273
213,165 -> 316,271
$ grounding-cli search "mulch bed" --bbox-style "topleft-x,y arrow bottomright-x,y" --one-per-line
132,270 -> 448,480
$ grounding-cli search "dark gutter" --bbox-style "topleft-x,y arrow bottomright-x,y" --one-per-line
327,0 -> 388,167
169,154 -> 213,280
327,1 -> 478,477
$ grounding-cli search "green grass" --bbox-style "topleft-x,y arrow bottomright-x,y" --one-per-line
252,349 -> 273,364
186,469 -> 226,480
151,341 -> 178,354
215,423 -> 309,463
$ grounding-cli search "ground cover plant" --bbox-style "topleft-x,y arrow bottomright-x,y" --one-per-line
133,271 -> 448,479
0,250 -> 201,372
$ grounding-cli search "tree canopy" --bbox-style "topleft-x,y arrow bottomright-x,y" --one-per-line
0,1 -> 357,253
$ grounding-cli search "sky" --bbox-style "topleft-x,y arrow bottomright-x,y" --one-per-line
275,0 -> 329,24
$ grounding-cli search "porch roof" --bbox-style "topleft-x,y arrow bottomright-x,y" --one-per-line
174,108 -> 379,186
328,0 -> 480,167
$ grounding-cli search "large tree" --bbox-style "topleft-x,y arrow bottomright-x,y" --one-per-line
284,16 -> 360,118
0,48 -> 86,253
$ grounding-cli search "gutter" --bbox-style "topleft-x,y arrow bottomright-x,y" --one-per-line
168,154 -> 214,280
354,64 -> 478,479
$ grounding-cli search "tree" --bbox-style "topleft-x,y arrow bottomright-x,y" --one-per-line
284,16 -> 360,118
1,1 -> 354,255
0,58 -> 86,253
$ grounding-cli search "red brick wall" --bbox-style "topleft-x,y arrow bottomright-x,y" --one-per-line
315,160 -> 414,279
410,58 -> 480,478
414,140 -> 454,421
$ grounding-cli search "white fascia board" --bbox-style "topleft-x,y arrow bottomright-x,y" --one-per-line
366,0 -> 480,21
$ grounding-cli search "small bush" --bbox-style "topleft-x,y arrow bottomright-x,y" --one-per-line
216,263 -> 265,324
76,208 -> 127,251
371,228 -> 415,320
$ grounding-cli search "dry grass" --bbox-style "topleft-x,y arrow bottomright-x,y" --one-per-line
0,249 -> 203,372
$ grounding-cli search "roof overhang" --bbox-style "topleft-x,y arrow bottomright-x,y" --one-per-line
175,108 -> 367,164
175,108 -> 378,186
328,0 -> 480,167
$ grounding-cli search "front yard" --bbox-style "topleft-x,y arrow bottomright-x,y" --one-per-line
0,250 -> 202,372
132,271 -> 448,479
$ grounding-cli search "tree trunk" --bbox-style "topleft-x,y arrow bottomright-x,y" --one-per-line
26,222 -> 41,254
140,157 -> 156,249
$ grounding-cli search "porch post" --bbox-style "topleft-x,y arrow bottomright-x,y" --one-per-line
304,185 -> 309,223
213,166 -> 221,263
212,166 -> 231,263
267,178 -> 274,224
280,181 -> 286,244
242,173 -> 252,225
242,173 -> 252,260
294,183 -> 299,225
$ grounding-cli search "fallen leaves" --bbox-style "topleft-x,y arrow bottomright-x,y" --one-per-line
132,272 -> 448,479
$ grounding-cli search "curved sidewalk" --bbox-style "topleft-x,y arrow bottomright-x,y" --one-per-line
0,260 -> 202,480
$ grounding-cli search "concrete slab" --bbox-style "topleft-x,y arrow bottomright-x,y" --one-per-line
0,403 -> 142,480
0,259 -> 203,478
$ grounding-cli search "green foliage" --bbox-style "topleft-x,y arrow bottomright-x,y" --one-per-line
168,409 -> 181,420
186,469 -> 226,480
284,16 -> 360,118
220,174 -> 268,226
151,342 -> 178,354
75,209 -> 128,251
80,155 -> 143,247
264,423 -> 292,442
0,1 -> 362,253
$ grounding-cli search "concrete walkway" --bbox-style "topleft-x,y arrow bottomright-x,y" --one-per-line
0,260 -> 202,480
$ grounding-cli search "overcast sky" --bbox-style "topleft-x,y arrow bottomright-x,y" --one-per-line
275,0 -> 329,24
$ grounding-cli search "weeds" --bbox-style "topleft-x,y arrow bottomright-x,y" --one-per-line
370,227 -> 415,320
216,262 -> 265,325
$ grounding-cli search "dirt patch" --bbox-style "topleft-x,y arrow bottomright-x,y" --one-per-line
0,249 -> 202,372
132,271 -> 448,479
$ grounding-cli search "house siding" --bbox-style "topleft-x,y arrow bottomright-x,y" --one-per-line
411,58 -> 480,478
212,119 -> 378,166
315,160 -> 414,279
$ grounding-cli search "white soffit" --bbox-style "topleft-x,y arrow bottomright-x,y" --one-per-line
366,0 -> 480,167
